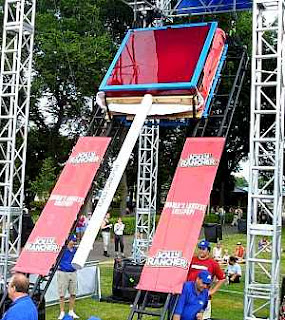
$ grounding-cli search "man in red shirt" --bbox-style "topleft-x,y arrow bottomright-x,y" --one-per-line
187,240 -> 226,319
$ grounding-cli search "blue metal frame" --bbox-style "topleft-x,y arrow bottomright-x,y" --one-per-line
115,116 -> 194,128
202,44 -> 228,117
99,22 -> 218,92
175,0 -> 252,15
99,31 -> 131,91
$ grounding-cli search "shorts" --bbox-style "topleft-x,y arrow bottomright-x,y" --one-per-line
203,300 -> 211,319
76,226 -> 85,232
57,270 -> 77,297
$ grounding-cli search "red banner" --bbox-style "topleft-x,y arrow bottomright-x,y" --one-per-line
137,137 -> 225,294
14,137 -> 110,275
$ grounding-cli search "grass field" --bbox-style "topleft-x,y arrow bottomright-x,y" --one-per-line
46,229 -> 285,320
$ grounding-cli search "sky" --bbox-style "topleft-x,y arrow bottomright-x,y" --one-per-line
234,159 -> 249,181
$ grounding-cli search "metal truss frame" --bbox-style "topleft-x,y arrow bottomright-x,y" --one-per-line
155,0 -> 172,13
121,0 -> 155,11
120,0 -> 172,25
0,0 -> 35,289
121,0 -> 250,19
133,123 -> 159,263
170,0 -> 251,16
244,0 -> 285,319
120,0 -> 171,12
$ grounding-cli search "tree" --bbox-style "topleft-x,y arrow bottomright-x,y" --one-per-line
235,176 -> 248,188
31,0 -> 115,135
29,157 -> 57,201
21,2 -> 253,209
26,0 -> 131,199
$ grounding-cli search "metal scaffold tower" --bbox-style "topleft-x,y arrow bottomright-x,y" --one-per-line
0,0 -> 35,289
244,0 -> 285,318
155,0 -> 171,12
121,0 -> 171,25
120,0 -> 169,11
133,123 -> 159,263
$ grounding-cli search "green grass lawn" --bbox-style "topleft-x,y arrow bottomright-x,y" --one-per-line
46,229 -> 285,320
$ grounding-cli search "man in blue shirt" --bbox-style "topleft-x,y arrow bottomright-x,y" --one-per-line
57,235 -> 79,320
173,270 -> 212,320
1,273 -> 38,320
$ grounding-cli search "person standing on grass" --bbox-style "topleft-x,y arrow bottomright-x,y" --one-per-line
101,212 -> 112,257
57,235 -> 79,320
114,217 -> 125,257
232,207 -> 243,226
218,206 -> 225,225
76,213 -> 87,241
187,240 -> 226,320
1,273 -> 38,320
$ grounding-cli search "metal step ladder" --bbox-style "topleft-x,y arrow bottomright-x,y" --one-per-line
26,106 -> 128,309
193,45 -> 249,138
127,290 -> 178,320
87,101 -> 113,137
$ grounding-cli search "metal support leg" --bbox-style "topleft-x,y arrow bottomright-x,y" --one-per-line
133,122 -> 159,263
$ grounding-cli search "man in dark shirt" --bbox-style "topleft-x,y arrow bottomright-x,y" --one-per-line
1,273 -> 38,320
173,270 -> 212,320
57,235 -> 79,320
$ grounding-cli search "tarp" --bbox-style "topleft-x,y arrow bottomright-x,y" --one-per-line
137,137 -> 225,294
199,29 -> 226,114
14,137 -> 111,275
31,264 -> 100,304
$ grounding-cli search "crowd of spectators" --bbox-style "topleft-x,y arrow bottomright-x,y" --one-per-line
210,206 -> 244,226
11,203 -> 271,320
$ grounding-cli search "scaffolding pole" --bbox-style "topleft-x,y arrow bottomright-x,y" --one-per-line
244,0 -> 285,319
133,123 -> 159,263
0,0 -> 36,289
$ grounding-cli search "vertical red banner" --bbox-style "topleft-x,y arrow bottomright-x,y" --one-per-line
15,137 -> 110,275
137,137 -> 225,293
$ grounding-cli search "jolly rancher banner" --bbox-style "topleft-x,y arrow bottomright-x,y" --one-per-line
137,137 -> 225,294
15,137 -> 110,275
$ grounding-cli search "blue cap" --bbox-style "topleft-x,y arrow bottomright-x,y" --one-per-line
198,270 -> 212,284
69,235 -> 77,242
198,240 -> 210,250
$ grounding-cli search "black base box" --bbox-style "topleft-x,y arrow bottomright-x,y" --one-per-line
112,258 -> 166,306
203,223 -> 222,243
112,258 -> 144,301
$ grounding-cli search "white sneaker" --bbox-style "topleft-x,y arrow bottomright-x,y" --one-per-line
58,311 -> 65,320
68,310 -> 80,319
